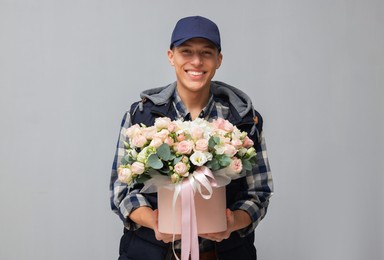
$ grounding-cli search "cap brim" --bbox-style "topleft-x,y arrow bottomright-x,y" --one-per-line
171,36 -> 221,51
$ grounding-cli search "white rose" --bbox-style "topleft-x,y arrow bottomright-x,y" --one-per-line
117,166 -> 133,184
190,151 -> 208,166
155,117 -> 171,130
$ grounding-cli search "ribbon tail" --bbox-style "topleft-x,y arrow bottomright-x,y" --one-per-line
190,187 -> 199,260
181,181 -> 191,260
171,184 -> 182,260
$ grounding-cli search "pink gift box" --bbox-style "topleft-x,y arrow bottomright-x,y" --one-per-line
157,186 -> 227,234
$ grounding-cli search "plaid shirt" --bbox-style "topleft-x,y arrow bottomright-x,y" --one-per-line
110,89 -> 273,250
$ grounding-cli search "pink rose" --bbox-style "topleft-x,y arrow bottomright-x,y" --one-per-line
174,162 -> 188,175
131,162 -> 145,175
194,139 -> 208,152
231,139 -> 243,149
131,135 -> 147,148
155,117 -> 171,130
176,140 -> 194,155
229,158 -> 243,174
168,122 -> 179,133
177,133 -> 186,142
243,136 -> 254,148
224,144 -> 237,157
211,118 -> 225,130
223,120 -> 234,132
164,137 -> 174,146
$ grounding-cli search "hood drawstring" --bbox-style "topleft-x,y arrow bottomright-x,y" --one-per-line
137,97 -> 147,113
250,106 -> 262,143
250,107 -> 257,136
131,98 -> 146,117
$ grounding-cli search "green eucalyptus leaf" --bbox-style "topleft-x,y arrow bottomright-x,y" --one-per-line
147,154 -> 163,169
173,156 -> 182,164
218,155 -> 232,167
121,155 -> 130,165
207,159 -> 220,171
208,137 -> 216,149
242,159 -> 252,171
213,136 -> 221,144
157,143 -> 171,161
159,167 -> 171,175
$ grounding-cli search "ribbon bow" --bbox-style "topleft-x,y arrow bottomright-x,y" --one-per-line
171,166 -> 217,260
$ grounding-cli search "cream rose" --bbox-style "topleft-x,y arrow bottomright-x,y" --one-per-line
149,138 -> 163,148
131,135 -> 147,148
126,124 -> 142,138
141,126 -> 158,139
155,117 -> 171,130
117,166 -> 133,184
190,126 -> 204,140
131,162 -> 145,175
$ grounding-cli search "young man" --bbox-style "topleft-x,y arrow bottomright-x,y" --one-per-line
110,16 -> 273,260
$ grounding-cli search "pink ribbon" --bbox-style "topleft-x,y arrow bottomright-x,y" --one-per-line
179,166 -> 217,260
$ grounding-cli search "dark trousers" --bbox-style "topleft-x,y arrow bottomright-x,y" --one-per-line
118,227 -> 257,260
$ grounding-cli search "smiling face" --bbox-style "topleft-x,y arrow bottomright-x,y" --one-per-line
168,38 -> 223,96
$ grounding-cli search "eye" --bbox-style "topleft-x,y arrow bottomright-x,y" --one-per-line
180,49 -> 192,55
201,50 -> 214,57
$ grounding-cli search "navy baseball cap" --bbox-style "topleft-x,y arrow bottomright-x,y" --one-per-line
170,16 -> 221,52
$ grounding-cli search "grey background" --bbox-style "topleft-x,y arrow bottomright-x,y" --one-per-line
1,0 -> 383,259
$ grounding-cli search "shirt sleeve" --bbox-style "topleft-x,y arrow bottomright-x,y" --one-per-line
109,111 -> 153,230
230,131 -> 274,236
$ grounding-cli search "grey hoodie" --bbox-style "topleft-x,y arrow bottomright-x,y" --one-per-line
139,81 -> 254,118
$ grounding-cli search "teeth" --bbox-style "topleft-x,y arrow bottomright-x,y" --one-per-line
188,71 -> 203,76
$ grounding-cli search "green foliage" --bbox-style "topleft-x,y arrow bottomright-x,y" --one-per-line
121,154 -> 135,165
157,143 -> 171,161
206,159 -> 220,171
173,156 -> 182,165
208,136 -> 221,149
147,154 -> 163,169
136,174 -> 151,184
218,155 -> 232,167
242,159 -> 253,171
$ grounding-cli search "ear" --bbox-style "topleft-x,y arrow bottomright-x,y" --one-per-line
216,53 -> 223,69
167,49 -> 175,66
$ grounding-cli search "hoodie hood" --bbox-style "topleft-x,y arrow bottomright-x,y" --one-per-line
140,81 -> 253,118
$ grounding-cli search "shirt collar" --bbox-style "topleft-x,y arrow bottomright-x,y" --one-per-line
173,89 -> 215,121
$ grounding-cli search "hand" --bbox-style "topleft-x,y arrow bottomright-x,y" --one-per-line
199,209 -> 235,242
153,209 -> 181,243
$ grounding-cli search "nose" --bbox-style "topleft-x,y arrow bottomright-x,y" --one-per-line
190,53 -> 203,66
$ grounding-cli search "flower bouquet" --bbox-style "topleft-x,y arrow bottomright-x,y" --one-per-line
118,117 -> 257,185
118,117 -> 257,259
